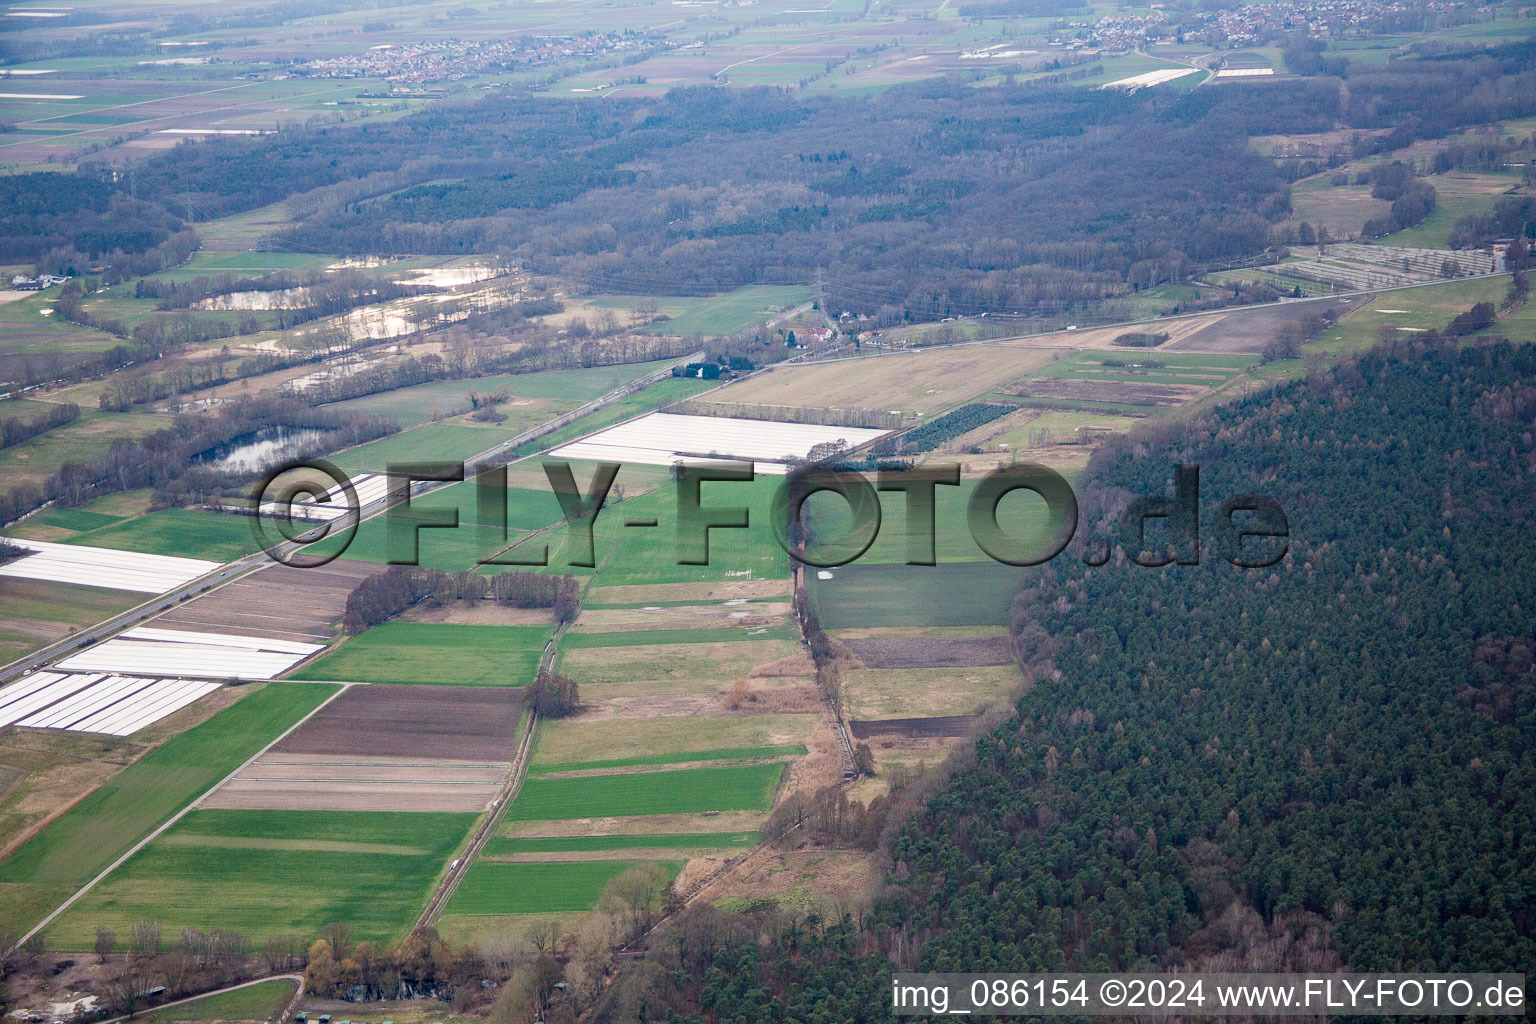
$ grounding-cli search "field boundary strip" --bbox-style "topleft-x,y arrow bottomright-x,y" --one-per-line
7,682 -> 355,954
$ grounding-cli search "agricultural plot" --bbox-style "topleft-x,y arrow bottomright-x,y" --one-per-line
636,285 -> 808,336
584,578 -> 791,605
326,423 -> 510,476
289,621 -> 552,687
0,408 -> 163,492
0,672 -> 221,736
204,753 -> 509,813
321,359 -> 690,429
268,684 -> 523,762
443,859 -> 680,916
0,577 -> 142,666
572,600 -> 791,634
533,714 -> 817,769
486,832 -> 756,854
1312,275 -> 1510,355
843,665 -> 1023,719
0,539 -> 219,594
798,471 -> 1069,566
0,682 -> 338,937
47,809 -> 477,948
139,978 -> 298,1024
522,472 -> 791,587
52,508 -> 264,562
991,410 -> 1145,452
562,625 -> 798,649
256,472 -> 390,523
1100,67 -> 1199,90
841,634 -> 1013,669
150,560 -> 384,644
551,412 -> 889,473
58,627 -> 322,680
1272,242 -> 1498,291
506,763 -> 785,821
1170,295 -> 1371,354
1289,175 -> 1393,238
999,350 -> 1248,410
557,636 -> 809,697
809,561 -> 1025,628
702,344 -> 1060,416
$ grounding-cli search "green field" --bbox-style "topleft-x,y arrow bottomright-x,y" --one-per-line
48,810 -> 475,948
530,746 -> 806,775
543,473 -> 791,586
0,683 -> 339,937
290,621 -> 552,686
484,832 -> 756,854
47,508 -> 262,561
808,560 -> 1026,628
800,471 -> 1075,566
322,359 -> 690,428
327,422 -> 512,475
1314,275 -> 1509,355
510,377 -> 716,457
0,408 -> 163,489
617,285 -> 807,336
443,859 -> 680,915
141,979 -> 298,1024
1373,193 -> 1494,249
533,715 -> 812,767
506,763 -> 785,821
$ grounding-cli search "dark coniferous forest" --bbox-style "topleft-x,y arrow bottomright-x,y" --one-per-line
607,339 -> 1536,1023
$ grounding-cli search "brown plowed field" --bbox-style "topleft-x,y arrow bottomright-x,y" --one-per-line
151,559 -> 386,643
842,636 -> 1012,669
271,684 -> 523,761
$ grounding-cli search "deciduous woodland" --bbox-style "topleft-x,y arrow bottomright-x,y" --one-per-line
2,41 -> 1527,328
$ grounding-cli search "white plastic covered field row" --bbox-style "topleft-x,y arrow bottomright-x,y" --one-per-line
551,412 -> 890,474
57,627 -> 322,680
0,539 -> 221,594
257,472 -> 390,522
1100,68 -> 1199,90
0,671 -> 220,736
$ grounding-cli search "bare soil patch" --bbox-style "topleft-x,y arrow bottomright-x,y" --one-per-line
1003,378 -> 1203,407
849,715 -> 980,738
1170,295 -> 1372,353
588,579 -> 791,603
574,602 -> 790,632
403,601 -> 553,626
202,752 -> 507,812
152,559 -> 386,643
271,683 -> 523,761
841,635 -> 1012,669
697,845 -> 878,913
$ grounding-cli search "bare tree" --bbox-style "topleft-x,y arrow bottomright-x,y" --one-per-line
95,926 -> 117,962
318,921 -> 355,961
523,919 -> 563,958
130,920 -> 162,958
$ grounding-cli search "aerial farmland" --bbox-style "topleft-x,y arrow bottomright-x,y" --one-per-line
1,0 -> 1531,1018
